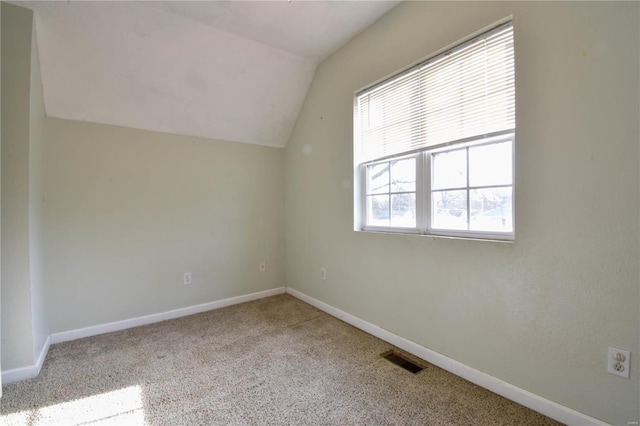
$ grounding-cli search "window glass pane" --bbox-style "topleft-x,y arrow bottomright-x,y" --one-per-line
432,190 -> 467,230
367,194 -> 389,227
469,141 -> 512,187
432,149 -> 466,190
390,158 -> 416,192
470,187 -> 513,232
367,163 -> 389,194
391,193 -> 416,228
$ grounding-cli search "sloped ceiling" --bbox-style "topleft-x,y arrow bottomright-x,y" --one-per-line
17,1 -> 399,147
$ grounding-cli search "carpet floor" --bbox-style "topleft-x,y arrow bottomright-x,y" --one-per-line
1,294 -> 562,425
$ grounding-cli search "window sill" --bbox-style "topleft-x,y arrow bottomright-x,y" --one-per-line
357,227 -> 514,244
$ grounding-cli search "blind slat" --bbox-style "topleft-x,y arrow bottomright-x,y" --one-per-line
356,22 -> 515,164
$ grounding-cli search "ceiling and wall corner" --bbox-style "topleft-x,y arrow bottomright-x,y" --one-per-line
16,0 -> 399,148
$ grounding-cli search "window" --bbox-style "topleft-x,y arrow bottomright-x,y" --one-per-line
365,155 -> 417,228
354,21 -> 515,240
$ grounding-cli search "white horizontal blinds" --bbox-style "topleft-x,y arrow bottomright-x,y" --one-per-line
422,25 -> 515,147
357,68 -> 423,163
357,23 -> 514,164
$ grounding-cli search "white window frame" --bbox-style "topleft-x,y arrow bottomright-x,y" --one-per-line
354,18 -> 515,242
361,152 -> 424,235
360,133 -> 514,241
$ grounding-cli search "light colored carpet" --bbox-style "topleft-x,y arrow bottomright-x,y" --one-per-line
1,294 -> 562,425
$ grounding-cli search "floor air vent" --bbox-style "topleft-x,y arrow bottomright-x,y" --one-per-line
381,350 -> 424,374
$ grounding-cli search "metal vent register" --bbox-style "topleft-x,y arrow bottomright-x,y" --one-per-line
381,350 -> 424,374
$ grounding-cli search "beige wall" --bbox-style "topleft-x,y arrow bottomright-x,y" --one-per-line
284,2 -> 639,424
29,20 -> 48,356
1,2 -> 48,371
44,118 -> 285,333
1,0 -> 3,389
1,2 -> 36,371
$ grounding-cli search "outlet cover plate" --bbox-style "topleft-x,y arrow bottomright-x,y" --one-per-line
607,347 -> 631,378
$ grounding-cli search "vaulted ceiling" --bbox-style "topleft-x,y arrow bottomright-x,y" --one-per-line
17,1 -> 399,147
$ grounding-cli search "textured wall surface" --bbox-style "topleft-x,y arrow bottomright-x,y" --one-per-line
44,118 -> 285,333
284,2 -> 639,424
1,2 -> 35,370
29,19 -> 49,361
1,0 -> 3,389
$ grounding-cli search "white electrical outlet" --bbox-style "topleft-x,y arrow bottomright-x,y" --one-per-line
608,347 -> 631,379
259,261 -> 266,272
183,272 -> 192,285
320,267 -> 326,280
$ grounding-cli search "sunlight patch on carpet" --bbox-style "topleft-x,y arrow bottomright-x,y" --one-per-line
1,385 -> 146,426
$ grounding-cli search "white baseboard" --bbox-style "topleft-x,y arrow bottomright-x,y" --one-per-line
51,287 -> 286,344
2,364 -> 38,385
35,335 -> 51,373
0,285 -> 607,426
285,287 -> 606,426
2,335 -> 51,385
3,287 -> 285,384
